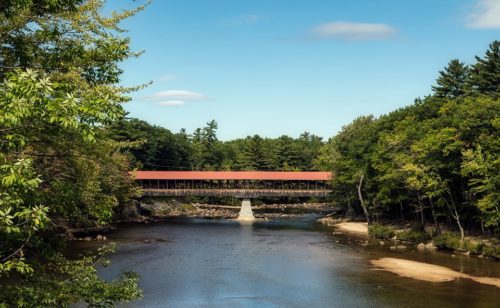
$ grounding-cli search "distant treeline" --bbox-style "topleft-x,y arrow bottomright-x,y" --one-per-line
106,119 -> 324,172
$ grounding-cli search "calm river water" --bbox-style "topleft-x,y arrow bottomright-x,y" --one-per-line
70,215 -> 499,307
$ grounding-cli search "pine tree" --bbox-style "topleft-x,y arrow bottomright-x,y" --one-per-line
240,135 -> 272,170
431,59 -> 469,98
468,40 -> 500,97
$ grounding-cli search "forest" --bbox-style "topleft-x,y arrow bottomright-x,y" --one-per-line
0,0 -> 498,306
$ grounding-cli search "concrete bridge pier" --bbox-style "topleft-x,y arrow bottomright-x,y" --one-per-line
237,199 -> 255,222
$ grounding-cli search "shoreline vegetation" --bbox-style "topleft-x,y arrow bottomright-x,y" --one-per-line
317,217 -> 499,260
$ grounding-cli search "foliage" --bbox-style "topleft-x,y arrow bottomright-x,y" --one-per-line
432,232 -> 462,250
368,223 -> 395,240
315,40 -> 500,237
0,0 -> 146,306
468,41 -> 500,97
481,244 -> 500,259
107,118 -> 325,172
396,225 -> 431,243
432,232 -> 498,258
431,59 -> 469,98
1,245 -> 142,307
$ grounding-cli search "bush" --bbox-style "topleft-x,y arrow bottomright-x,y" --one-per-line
433,232 -> 462,250
433,232 -> 499,258
397,230 -> 432,243
369,223 -> 395,240
481,245 -> 500,259
463,241 -> 485,255
396,224 -> 431,243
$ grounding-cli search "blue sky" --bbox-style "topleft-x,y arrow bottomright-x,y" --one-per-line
112,0 -> 500,140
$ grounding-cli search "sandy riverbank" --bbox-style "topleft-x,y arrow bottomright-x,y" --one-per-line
370,257 -> 500,288
334,222 -> 368,234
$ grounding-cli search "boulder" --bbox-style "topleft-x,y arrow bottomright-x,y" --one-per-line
417,243 -> 426,250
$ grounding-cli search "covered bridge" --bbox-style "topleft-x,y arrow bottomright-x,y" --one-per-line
133,171 -> 332,198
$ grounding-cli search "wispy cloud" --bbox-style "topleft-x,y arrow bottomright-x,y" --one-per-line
157,100 -> 185,107
467,0 -> 500,29
141,90 -> 210,107
311,22 -> 397,40
145,90 -> 209,101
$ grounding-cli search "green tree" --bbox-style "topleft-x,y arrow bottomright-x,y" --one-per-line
468,40 -> 500,97
431,59 -> 470,98
0,0 -> 147,305
239,135 -> 272,170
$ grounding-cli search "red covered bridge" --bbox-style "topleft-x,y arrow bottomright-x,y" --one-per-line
133,171 -> 332,198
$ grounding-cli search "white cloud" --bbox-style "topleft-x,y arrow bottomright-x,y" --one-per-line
467,0 -> 500,29
157,100 -> 185,107
311,22 -> 396,40
145,90 -> 209,101
140,90 -> 210,107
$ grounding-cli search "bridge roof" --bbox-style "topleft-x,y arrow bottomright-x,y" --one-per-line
133,171 -> 332,181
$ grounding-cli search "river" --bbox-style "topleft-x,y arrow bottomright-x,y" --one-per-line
69,215 -> 499,307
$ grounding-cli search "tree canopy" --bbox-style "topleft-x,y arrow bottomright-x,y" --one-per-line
316,41 -> 500,237
0,0 -> 147,306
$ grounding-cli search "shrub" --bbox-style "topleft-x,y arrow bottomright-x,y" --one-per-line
396,224 -> 431,243
397,230 -> 432,243
432,232 -> 500,258
433,232 -> 461,250
463,241 -> 485,255
368,223 -> 395,240
482,245 -> 500,259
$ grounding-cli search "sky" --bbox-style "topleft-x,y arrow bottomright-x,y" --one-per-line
111,0 -> 500,140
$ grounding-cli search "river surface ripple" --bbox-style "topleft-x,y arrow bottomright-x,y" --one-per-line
70,215 -> 500,307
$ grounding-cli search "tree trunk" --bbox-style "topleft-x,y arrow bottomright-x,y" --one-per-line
357,173 -> 369,223
399,200 -> 405,222
446,188 -> 464,240
429,197 -> 440,235
346,195 -> 353,219
417,195 -> 425,225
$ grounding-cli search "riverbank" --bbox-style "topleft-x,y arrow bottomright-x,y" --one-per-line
138,199 -> 335,220
371,257 -> 500,288
317,217 -> 499,260
65,201 -> 336,240
317,217 -> 369,234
